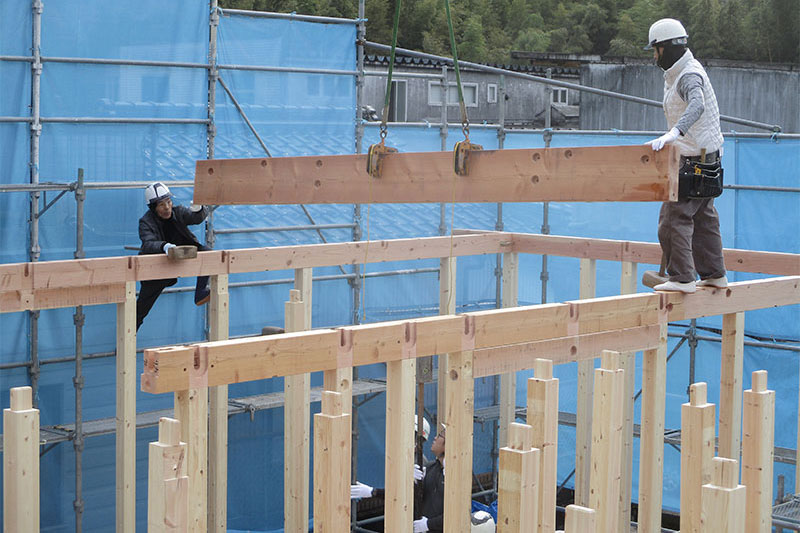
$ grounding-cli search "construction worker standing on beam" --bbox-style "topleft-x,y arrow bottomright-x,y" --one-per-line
136,182 -> 211,330
645,18 -> 728,294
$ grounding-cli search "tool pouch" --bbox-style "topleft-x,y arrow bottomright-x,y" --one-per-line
678,158 -> 724,199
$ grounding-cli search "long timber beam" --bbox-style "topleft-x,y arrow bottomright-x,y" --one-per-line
2,233 -> 798,314
140,276 -> 800,393
192,145 -> 679,205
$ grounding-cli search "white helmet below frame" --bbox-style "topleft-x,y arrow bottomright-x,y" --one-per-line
471,510 -> 496,532
415,415 -> 430,441
644,18 -> 688,50
144,181 -> 172,207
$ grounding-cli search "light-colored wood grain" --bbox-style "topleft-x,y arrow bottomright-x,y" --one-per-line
499,251 -> 519,448
174,386 -> 208,532
384,357 -> 416,532
527,361 -> 558,533
742,371 -> 774,533
680,382 -> 715,533
438,256 -> 457,427
701,458 -> 745,533
575,257 -> 596,506
498,423 -> 540,533
618,261 -> 637,532
313,392 -> 351,532
116,281 -> 136,533
208,274 -> 229,533
719,312 -> 744,461
193,145 -> 678,205
563,505 -> 596,533
3,387 -> 40,533
148,418 -> 188,533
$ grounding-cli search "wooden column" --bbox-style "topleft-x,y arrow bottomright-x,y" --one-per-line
438,256 -> 457,426
313,391 -> 351,532
562,505 -> 596,533
499,251 -> 519,447
498,422 -> 540,533
618,260 -> 637,530
208,273 -> 229,532
175,373 -> 208,531
701,457 -> 746,533
322,262 -> 351,415
3,386 -> 40,533
285,269 -> 312,533
575,257 -> 596,506
719,312 -> 744,460
589,351 -> 624,533
444,316 -> 475,533
638,321 -> 668,533
527,359 -> 559,533
148,417 -> 188,532
116,280 -> 136,532
680,382 -> 715,533
742,370 -> 775,533
384,324 -> 416,532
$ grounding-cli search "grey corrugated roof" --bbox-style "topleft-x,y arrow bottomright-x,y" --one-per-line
364,54 -> 580,76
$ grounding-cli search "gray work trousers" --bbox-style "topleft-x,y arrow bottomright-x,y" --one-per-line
657,198 -> 726,283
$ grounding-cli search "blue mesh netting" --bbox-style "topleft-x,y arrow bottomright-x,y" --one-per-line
2,2 -> 799,531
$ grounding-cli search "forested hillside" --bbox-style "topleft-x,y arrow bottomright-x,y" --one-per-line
221,0 -> 799,64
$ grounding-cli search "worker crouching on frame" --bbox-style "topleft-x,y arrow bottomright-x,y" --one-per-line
136,181 -> 211,331
645,18 -> 728,294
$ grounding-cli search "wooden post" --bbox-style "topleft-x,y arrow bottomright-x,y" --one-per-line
3,386 -> 40,533
285,270 -> 312,533
742,370 -> 775,533
175,373 -> 208,532
575,257 -> 596,506
562,505 -> 596,533
384,324 -> 416,531
701,457 -> 746,533
680,382 -> 715,533
618,260 -> 637,531
527,359 -> 559,533
322,253 -> 350,415
313,391 -> 351,532
638,321 -> 668,533
116,280 -> 136,532
148,417 -> 188,532
719,312 -> 744,460
438,256 -> 457,427
498,422 -> 540,533
208,273 -> 229,532
589,351 -> 624,533
499,251 -> 519,448
444,316 -> 475,533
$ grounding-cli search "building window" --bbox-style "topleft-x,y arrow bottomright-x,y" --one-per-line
551,87 -> 568,105
487,83 -> 497,104
389,79 -> 407,122
428,81 -> 479,107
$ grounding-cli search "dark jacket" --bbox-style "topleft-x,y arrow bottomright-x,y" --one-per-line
418,458 -> 444,532
138,205 -> 208,255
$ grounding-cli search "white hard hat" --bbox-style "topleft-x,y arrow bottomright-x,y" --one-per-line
471,510 -> 496,532
144,182 -> 172,207
415,415 -> 430,440
644,18 -> 688,49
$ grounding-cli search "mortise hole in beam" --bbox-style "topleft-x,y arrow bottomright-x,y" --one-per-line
315,159 -> 323,167
532,152 -> 541,161
564,149 -> 573,158
531,175 -> 539,184
314,180 -> 321,188
641,155 -> 650,164
261,159 -> 267,167
450,369 -> 459,380
207,167 -> 214,175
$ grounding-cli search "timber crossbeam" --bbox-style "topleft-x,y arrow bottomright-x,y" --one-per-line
192,145 -> 680,205
141,276 -> 800,393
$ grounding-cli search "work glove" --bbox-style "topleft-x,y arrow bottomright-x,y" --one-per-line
189,204 -> 204,213
646,127 -> 680,151
163,243 -> 176,254
413,464 -> 425,482
350,482 -> 374,500
413,517 -> 429,532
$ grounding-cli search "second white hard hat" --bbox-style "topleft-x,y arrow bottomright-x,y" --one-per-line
644,18 -> 688,49
414,415 -> 430,440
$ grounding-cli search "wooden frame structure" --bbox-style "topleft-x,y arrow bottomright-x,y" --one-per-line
2,231 -> 799,532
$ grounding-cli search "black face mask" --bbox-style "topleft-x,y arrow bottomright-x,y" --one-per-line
656,44 -> 686,70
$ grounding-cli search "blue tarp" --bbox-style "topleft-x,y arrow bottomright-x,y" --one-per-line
1,2 -> 799,531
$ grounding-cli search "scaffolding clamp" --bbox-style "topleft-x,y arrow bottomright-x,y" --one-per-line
366,141 -> 397,178
453,139 -> 483,176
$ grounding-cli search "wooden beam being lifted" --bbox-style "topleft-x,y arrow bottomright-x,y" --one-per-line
193,145 -> 679,205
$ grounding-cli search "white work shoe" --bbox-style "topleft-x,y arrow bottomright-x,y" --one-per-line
697,275 -> 728,288
653,280 -> 696,293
